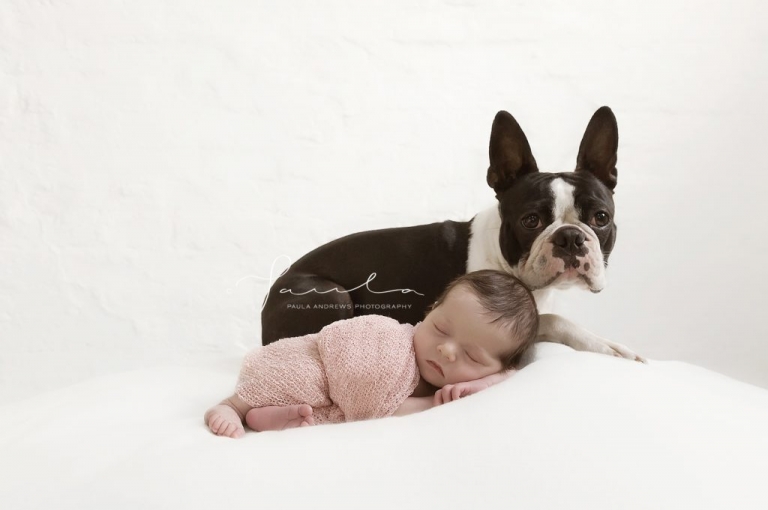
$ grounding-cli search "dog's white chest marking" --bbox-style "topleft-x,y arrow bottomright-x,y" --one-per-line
466,205 -> 513,274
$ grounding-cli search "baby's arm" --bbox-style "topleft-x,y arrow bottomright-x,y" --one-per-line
392,396 -> 434,417
393,372 -> 516,415
433,370 -> 515,406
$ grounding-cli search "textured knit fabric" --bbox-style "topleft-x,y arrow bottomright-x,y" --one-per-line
235,315 -> 421,424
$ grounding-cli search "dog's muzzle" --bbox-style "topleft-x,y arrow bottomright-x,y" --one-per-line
518,224 -> 606,292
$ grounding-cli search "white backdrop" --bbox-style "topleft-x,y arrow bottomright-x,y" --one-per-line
1,0 -> 767,404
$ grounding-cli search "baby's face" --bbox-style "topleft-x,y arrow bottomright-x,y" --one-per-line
413,286 -> 516,387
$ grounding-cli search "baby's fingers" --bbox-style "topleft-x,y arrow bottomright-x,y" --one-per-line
434,385 -> 452,406
451,385 -> 466,401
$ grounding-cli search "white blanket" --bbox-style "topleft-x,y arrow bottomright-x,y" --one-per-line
1,345 -> 767,509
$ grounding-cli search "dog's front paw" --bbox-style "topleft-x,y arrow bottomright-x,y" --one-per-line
605,341 -> 647,363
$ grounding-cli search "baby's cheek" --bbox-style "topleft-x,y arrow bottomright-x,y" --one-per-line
451,364 -> 479,383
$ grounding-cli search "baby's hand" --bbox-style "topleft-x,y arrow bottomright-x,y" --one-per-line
433,379 -> 488,406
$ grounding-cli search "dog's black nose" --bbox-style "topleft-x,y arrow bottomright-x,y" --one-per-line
552,227 -> 586,255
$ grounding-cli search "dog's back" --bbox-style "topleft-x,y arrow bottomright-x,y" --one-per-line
261,220 -> 470,345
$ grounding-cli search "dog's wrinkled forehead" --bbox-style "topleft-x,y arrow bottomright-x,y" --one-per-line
498,171 -> 614,223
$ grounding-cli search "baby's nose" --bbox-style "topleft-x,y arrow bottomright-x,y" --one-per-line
437,343 -> 456,362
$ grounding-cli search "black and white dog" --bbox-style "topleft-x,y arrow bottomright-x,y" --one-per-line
261,107 -> 642,362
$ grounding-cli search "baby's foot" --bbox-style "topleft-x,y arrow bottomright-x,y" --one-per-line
245,404 -> 315,432
204,404 -> 245,438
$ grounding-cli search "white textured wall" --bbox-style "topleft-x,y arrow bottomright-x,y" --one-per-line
1,0 -> 767,404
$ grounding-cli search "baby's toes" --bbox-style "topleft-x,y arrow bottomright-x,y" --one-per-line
209,415 -> 223,433
219,421 -> 235,436
223,422 -> 241,438
284,416 -> 304,429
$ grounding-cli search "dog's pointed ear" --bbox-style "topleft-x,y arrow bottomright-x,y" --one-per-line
575,106 -> 619,191
487,111 -> 538,194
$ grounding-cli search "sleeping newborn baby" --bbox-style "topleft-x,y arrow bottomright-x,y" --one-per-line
204,269 -> 539,438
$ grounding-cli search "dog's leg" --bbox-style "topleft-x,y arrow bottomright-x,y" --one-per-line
261,272 -> 354,346
537,313 -> 646,363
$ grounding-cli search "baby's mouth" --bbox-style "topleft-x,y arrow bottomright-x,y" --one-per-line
428,360 -> 444,377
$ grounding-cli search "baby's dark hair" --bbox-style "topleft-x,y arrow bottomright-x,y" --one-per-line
427,269 -> 539,370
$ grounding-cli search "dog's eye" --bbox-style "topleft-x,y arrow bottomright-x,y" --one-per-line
521,214 -> 541,229
592,211 -> 611,227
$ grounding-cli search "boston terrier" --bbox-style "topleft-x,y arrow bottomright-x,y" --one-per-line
261,107 -> 643,362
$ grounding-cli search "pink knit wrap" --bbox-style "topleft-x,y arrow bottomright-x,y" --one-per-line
235,315 -> 421,424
